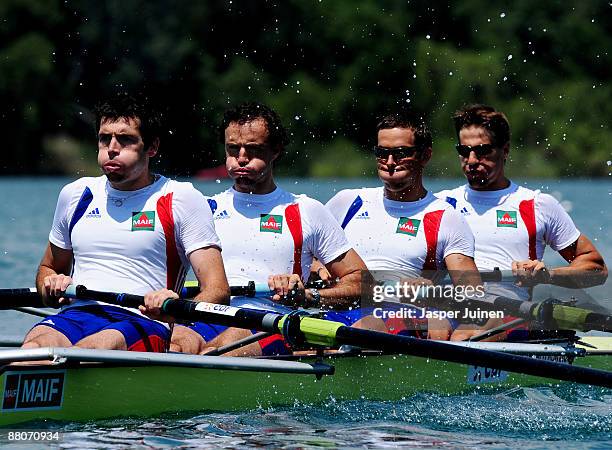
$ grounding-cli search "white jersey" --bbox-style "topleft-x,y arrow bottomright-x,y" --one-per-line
436,182 -> 580,299
325,187 -> 474,278
208,187 -> 352,288
50,175 -> 221,311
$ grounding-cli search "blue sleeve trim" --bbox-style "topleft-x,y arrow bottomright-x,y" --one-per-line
68,186 -> 94,238
340,195 -> 363,229
445,196 -> 457,209
207,198 -> 218,215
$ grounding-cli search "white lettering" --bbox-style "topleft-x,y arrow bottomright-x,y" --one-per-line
22,380 -> 36,402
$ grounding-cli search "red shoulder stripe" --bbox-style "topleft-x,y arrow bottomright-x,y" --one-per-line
285,204 -> 303,276
157,193 -> 181,290
519,199 -> 537,260
423,210 -> 445,271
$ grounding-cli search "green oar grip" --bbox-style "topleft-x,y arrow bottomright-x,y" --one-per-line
277,315 -> 343,347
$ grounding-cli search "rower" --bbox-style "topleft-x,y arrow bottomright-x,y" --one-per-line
169,102 -> 370,356
21,94 -> 230,355
323,110 -> 490,340
436,104 -> 608,340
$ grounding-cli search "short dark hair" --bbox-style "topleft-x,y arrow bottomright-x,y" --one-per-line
93,94 -> 162,149
376,111 -> 432,149
453,104 -> 510,148
219,102 -> 290,151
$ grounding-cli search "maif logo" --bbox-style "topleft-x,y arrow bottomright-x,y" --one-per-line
2,370 -> 65,411
260,214 -> 283,233
496,210 -> 517,228
396,217 -> 421,236
132,211 -> 155,231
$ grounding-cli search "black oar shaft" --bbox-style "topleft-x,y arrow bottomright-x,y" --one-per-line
583,312 -> 612,333
0,289 -> 44,308
335,327 -> 612,388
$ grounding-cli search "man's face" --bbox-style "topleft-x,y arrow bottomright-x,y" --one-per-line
97,117 -> 156,189
458,125 -> 508,190
376,127 -> 429,193
224,118 -> 279,192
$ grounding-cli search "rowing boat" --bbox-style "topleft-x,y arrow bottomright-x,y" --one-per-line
1,284 -> 611,427
1,336 -> 611,427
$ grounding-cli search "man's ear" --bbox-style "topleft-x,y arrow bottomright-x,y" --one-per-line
502,143 -> 510,162
420,147 -> 432,166
270,144 -> 282,162
147,137 -> 160,157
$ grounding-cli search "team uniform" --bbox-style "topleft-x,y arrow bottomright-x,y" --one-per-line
436,182 -> 580,300
184,186 -> 353,355
326,187 -> 475,334
437,182 -> 581,338
33,175 -> 221,352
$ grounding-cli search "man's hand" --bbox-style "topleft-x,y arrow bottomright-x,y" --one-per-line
141,288 -> 179,323
268,274 -> 305,307
41,274 -> 73,308
512,259 -> 551,287
398,277 -> 433,302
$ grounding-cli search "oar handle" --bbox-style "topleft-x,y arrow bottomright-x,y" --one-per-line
180,282 -> 273,299
64,285 -> 145,308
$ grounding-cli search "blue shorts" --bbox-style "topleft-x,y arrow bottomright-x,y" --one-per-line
184,322 -> 291,356
32,305 -> 170,352
184,296 -> 293,356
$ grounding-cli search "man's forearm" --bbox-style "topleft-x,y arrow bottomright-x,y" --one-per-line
194,286 -> 230,305
35,265 -> 57,294
549,264 -> 608,288
316,271 -> 364,309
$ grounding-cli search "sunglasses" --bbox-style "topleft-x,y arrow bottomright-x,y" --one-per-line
98,133 -> 141,147
373,145 -> 422,161
455,144 -> 496,158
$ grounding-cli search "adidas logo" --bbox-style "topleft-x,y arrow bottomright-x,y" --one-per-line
355,211 -> 370,219
460,207 -> 470,216
86,207 -> 101,218
214,209 -> 230,220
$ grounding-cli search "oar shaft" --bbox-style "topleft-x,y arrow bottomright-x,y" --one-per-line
334,326 -> 612,388
0,288 -> 44,308
180,282 -> 272,298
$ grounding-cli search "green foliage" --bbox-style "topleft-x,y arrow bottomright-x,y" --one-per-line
0,1 -> 610,177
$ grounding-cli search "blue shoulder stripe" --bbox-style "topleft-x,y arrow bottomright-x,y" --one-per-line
68,187 -> 93,237
340,195 -> 363,229
445,196 -> 457,209
207,198 -> 218,215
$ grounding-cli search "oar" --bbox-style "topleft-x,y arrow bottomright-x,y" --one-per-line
3,283 -> 611,333
0,282 -> 275,310
0,288 -> 44,308
49,285 -> 610,388
400,290 -> 612,333
183,282 -> 275,298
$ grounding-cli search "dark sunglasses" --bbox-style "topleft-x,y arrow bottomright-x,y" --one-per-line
456,144 -> 495,158
373,145 -> 422,160
225,144 -> 273,159
98,133 -> 141,147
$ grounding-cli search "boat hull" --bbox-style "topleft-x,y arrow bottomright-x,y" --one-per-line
2,349 -> 610,427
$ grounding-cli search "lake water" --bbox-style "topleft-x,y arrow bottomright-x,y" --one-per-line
0,177 -> 611,448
